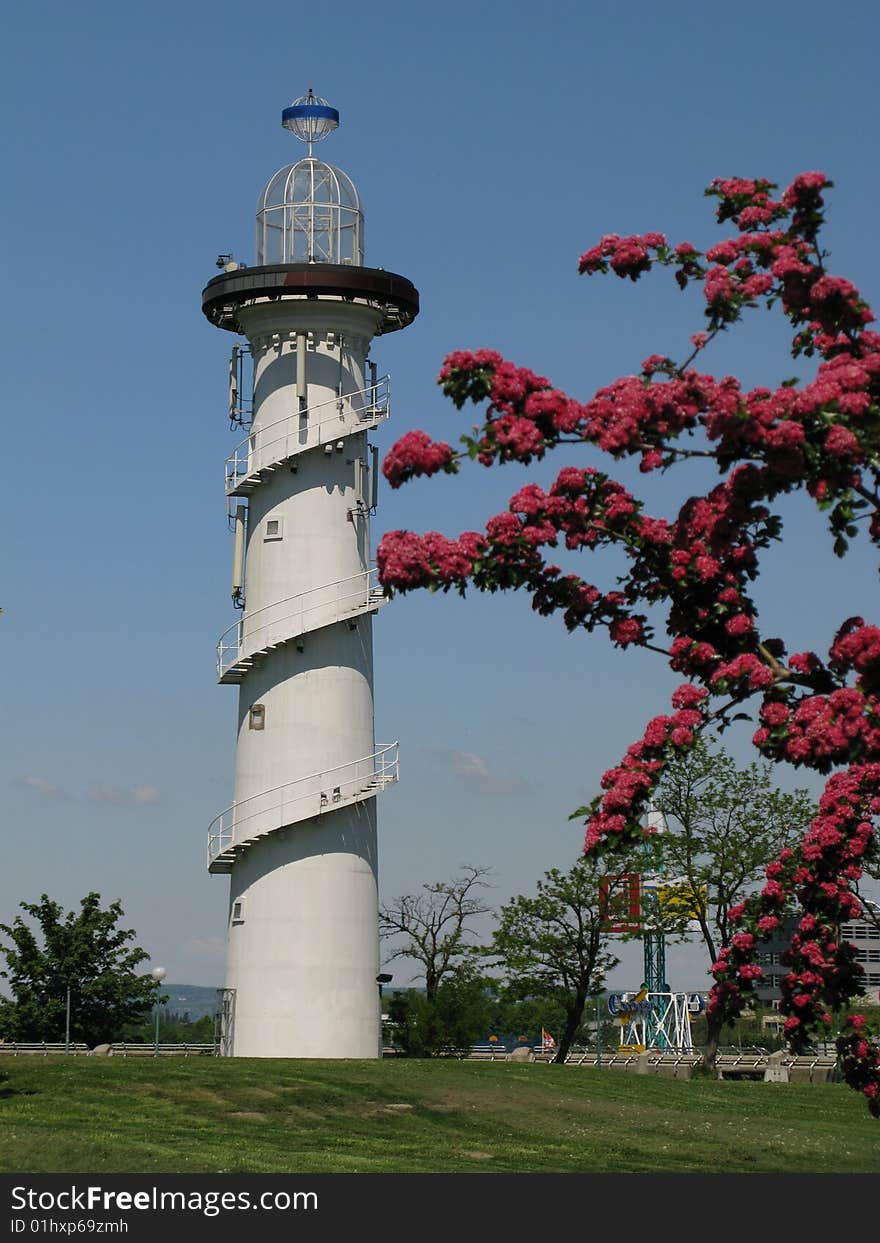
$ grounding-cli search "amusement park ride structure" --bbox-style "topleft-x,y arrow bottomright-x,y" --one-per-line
605,806 -> 699,1053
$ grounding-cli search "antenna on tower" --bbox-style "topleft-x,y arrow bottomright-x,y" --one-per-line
281,88 -> 339,158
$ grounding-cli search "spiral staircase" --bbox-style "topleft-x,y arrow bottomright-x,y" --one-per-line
206,374 -> 398,874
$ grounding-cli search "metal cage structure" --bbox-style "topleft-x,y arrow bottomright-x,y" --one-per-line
256,158 -> 364,266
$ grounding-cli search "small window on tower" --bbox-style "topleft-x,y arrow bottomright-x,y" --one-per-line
231,901 -> 245,925
249,703 -> 266,730
264,516 -> 284,541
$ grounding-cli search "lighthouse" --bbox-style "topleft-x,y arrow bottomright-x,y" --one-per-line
201,92 -> 418,1057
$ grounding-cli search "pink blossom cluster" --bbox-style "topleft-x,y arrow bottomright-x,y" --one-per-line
700,219 -> 872,343
706,764 -> 879,1112
838,1014 -> 880,1114
701,347 -> 879,491
382,430 -> 457,489
441,332 -> 878,526
753,686 -> 880,771
580,373 -> 712,465
578,172 -> 875,359
583,691 -> 709,854
438,348 -> 505,383
693,362 -> 879,524
782,171 -> 832,213
376,529 -> 484,592
440,351 -> 584,465
381,465 -> 658,645
745,618 -> 880,773
384,433 -> 781,702
829,618 -> 880,687
578,232 -> 667,281
706,177 -> 786,230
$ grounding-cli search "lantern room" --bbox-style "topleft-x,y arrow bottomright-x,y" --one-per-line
255,91 -> 364,266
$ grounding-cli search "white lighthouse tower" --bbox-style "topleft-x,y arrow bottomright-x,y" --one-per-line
201,92 -> 418,1057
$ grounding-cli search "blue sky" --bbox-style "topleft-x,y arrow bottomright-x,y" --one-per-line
2,0 -> 878,994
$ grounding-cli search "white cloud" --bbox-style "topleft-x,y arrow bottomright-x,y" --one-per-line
22,775 -> 68,801
130,785 -> 161,805
84,784 -> 124,805
20,775 -> 161,807
444,749 -> 533,796
84,784 -> 161,808
450,751 -> 492,781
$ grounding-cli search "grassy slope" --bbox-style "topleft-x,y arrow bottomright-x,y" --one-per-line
1,1058 -> 878,1174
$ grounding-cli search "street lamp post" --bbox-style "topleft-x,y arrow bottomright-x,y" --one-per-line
150,966 -> 166,1057
596,996 -> 602,1068
376,974 -> 393,1058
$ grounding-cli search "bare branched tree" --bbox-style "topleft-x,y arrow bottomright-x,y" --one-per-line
853,875 -> 880,936
379,865 -> 494,1001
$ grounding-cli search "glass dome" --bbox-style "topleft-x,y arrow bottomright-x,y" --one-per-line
256,157 -> 364,266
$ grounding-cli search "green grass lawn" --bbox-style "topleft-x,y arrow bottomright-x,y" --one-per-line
1,1057 -> 878,1174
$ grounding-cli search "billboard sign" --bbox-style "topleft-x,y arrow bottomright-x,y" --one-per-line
607,991 -> 654,1017
599,873 -> 642,934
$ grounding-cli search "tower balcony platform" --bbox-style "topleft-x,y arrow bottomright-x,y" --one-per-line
217,567 -> 387,683
225,376 -> 390,497
207,741 -> 399,873
201,263 -> 419,338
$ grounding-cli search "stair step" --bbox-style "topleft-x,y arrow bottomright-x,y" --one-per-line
208,739 -> 397,870
220,594 -> 386,677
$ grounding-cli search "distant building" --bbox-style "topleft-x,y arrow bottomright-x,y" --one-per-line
754,902 -> 880,1007
840,907 -> 880,1003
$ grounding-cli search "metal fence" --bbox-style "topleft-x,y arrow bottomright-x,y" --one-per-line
0,1042 -> 215,1058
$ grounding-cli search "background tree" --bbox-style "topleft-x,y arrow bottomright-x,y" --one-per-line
0,892 -> 162,1047
379,865 -> 493,1002
485,857 -> 623,1063
652,738 -> 814,962
386,968 -> 493,1058
377,173 -> 880,1113
650,739 -> 814,1062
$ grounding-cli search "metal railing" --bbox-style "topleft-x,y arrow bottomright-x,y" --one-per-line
225,374 -> 390,492
207,741 -> 399,866
105,1043 -> 216,1058
0,1042 -> 215,1057
217,567 -> 384,679
0,1042 -> 90,1056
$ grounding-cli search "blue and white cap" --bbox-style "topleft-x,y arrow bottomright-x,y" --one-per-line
282,89 -> 339,144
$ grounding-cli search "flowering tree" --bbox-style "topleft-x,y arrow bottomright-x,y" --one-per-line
377,173 -> 880,1114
